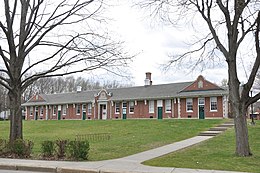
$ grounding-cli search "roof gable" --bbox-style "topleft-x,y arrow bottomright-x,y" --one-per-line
180,75 -> 223,92
28,94 -> 46,102
96,89 -> 112,100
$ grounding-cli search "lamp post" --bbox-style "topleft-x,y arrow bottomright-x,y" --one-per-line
250,91 -> 255,125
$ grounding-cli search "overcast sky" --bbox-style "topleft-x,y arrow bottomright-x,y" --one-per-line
0,0 -> 251,87
97,0 -> 255,87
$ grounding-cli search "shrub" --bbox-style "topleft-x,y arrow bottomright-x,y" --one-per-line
0,139 -> 8,156
56,139 -> 68,159
8,139 -> 33,158
67,140 -> 89,161
41,140 -> 55,158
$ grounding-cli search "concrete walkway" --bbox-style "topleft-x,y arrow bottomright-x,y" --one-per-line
0,121 -> 246,173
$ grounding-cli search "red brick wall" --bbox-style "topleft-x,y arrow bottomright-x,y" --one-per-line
179,97 -> 223,118
25,96 -> 224,120
205,96 -> 223,118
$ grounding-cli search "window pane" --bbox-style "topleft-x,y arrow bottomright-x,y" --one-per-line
115,102 -> 120,113
129,101 -> 134,113
210,97 -> 217,111
88,103 -> 92,115
63,105 -> 67,115
76,104 -> 81,114
149,101 -> 154,113
186,98 -> 193,112
53,106 -> 57,115
165,100 -> 171,113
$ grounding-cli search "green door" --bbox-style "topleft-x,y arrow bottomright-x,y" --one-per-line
122,103 -> 127,119
82,112 -> 86,120
157,107 -> 163,119
58,111 -> 61,120
122,108 -> 127,119
35,112 -> 38,120
199,105 -> 205,119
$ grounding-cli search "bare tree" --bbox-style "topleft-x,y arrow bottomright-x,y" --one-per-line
0,0 -> 131,142
138,0 -> 260,156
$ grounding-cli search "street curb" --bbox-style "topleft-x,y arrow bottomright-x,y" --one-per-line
0,164 -> 17,170
16,165 -> 57,172
56,167 -> 98,173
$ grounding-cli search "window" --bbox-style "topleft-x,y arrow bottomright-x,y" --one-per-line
210,97 -> 218,111
82,104 -> 86,112
35,106 -> 38,112
62,105 -> 67,115
198,98 -> 205,105
165,100 -> 171,113
88,103 -> 92,115
149,100 -> 154,113
30,107 -> 33,116
115,102 -> 120,114
40,106 -> 44,116
186,98 -> 193,112
76,104 -> 81,115
122,102 -> 127,114
53,105 -> 57,115
129,101 -> 134,113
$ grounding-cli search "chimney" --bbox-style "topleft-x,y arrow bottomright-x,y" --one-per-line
144,72 -> 152,86
76,86 -> 82,93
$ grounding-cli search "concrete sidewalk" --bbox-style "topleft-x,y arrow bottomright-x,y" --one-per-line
0,121 -> 245,173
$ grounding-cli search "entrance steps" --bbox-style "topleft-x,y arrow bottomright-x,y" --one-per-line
198,120 -> 234,137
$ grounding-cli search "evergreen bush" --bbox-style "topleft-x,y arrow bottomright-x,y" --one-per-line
67,140 -> 89,161
41,140 -> 55,158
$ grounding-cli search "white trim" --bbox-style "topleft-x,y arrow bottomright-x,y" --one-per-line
115,102 -> 120,114
210,97 -> 218,112
186,98 -> 193,112
177,98 -> 180,118
129,101 -> 134,114
165,99 -> 172,113
149,100 -> 154,113
157,100 -> 163,107
197,98 -> 205,119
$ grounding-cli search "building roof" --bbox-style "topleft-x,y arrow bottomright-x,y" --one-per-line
22,77 -> 228,107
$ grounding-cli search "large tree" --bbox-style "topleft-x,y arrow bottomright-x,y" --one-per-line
0,0 -> 130,142
138,0 -> 260,156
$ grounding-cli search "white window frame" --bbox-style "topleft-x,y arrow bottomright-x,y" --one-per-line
210,97 -> 218,112
76,104 -> 81,115
62,105 -> 67,115
30,106 -> 33,116
53,105 -> 57,115
82,104 -> 86,113
165,100 -> 172,113
186,98 -> 193,112
129,101 -> 134,114
149,100 -> 154,113
115,102 -> 120,114
40,106 -> 44,116
87,103 -> 92,115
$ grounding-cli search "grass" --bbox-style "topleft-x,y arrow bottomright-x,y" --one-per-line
0,119 -> 224,161
143,120 -> 260,173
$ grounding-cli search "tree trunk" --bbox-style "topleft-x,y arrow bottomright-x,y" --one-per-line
8,88 -> 23,142
234,112 -> 251,156
228,59 -> 251,156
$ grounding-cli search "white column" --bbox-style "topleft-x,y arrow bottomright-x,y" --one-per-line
177,98 -> 181,119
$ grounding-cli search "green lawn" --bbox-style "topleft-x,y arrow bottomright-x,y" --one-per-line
0,119 -> 223,161
143,120 -> 260,173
